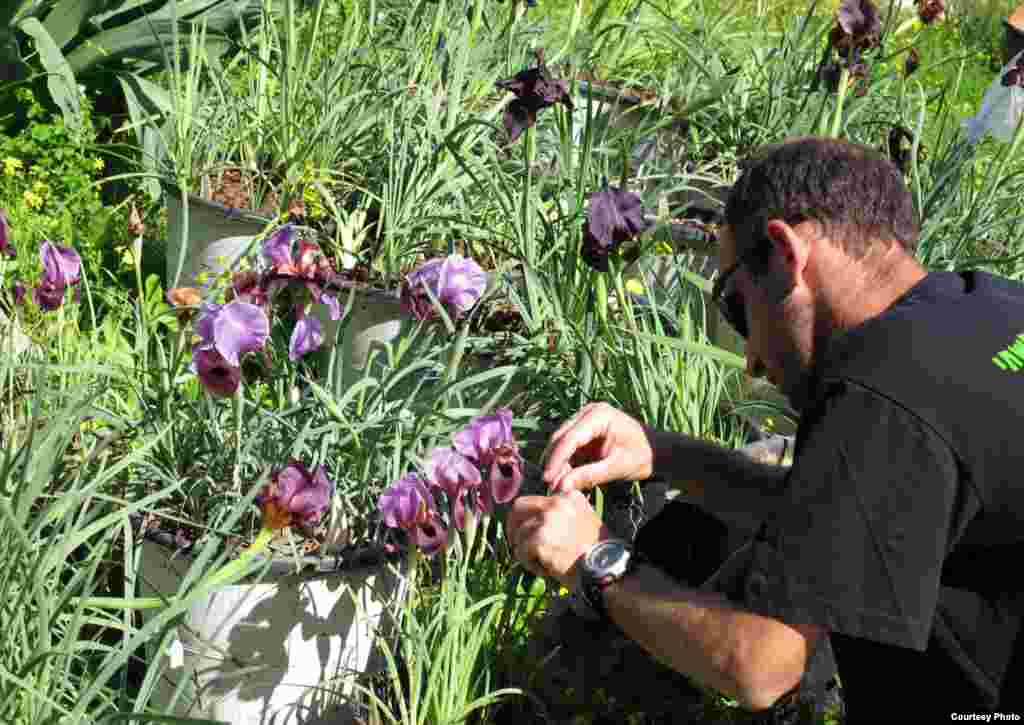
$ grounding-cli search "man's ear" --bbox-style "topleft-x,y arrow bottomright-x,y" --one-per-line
763,219 -> 811,302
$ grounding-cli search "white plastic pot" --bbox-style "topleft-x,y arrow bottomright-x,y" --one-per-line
163,182 -> 273,289
139,538 -> 408,725
311,286 -> 415,386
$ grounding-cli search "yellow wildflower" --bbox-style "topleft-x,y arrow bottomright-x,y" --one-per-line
3,157 -> 23,176
23,190 -> 43,210
93,158 -> 104,171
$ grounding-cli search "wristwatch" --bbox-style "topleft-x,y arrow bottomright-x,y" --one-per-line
573,538 -> 642,623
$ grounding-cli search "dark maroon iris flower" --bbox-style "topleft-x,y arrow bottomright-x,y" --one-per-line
830,0 -> 881,58
581,185 -> 652,272
887,126 -> 917,175
495,48 -> 574,144
818,62 -> 843,93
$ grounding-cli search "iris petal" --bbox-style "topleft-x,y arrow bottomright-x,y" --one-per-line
289,312 -> 324,361
39,241 -> 82,288
193,347 -> 241,397
263,225 -> 294,267
0,210 -> 13,258
213,301 -> 270,365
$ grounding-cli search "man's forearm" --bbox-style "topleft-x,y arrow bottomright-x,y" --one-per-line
602,562 -> 809,711
642,428 -> 791,533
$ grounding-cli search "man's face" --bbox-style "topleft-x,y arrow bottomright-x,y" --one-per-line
717,225 -> 820,412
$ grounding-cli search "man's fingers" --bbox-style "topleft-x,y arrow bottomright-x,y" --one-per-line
505,495 -> 550,540
550,403 -> 598,441
550,457 -> 615,494
542,404 -> 602,466
543,418 -> 607,485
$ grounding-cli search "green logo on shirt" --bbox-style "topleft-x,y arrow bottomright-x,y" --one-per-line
993,333 -> 1024,371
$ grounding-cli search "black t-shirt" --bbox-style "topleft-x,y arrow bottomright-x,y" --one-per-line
741,271 -> 1024,719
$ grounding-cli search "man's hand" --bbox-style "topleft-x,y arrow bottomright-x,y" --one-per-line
505,490 -> 610,590
543,402 -> 654,493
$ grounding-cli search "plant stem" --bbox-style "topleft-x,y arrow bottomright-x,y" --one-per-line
829,67 -> 851,138
233,385 -> 244,493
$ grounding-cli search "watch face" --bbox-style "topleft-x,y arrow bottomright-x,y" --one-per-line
588,540 -> 628,573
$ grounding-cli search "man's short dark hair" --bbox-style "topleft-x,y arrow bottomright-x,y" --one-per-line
724,137 -> 920,271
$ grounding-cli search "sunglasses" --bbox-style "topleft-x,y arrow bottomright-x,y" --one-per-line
711,244 -> 767,339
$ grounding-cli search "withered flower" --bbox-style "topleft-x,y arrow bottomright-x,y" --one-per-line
495,48 -> 574,144
128,203 -> 145,238
918,0 -> 944,25
167,287 -> 202,323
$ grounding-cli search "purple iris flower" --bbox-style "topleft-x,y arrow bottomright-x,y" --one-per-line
256,460 -> 334,530
40,240 -> 81,287
401,258 -> 443,321
33,283 -> 66,311
32,240 -> 82,311
0,211 -> 13,258
263,225 -> 295,268
400,254 -> 487,322
194,301 -> 269,367
260,224 -> 343,360
495,48 -> 574,144
289,309 -> 324,361
581,185 -> 652,272
192,347 -> 242,397
378,473 -> 449,556
425,446 -> 482,530
452,408 -> 523,505
190,301 -> 268,396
